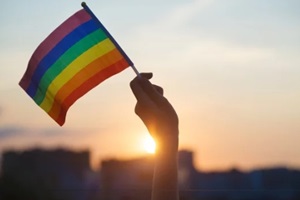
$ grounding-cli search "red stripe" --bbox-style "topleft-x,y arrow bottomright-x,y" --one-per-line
47,48 -> 123,121
19,9 -> 91,90
54,59 -> 129,125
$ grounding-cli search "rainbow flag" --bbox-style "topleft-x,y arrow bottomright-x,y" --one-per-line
19,3 -> 134,126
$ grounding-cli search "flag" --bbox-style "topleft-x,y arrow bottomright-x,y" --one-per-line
19,3 -> 133,126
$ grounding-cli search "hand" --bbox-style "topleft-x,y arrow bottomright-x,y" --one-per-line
130,72 -> 179,200
130,73 -> 179,152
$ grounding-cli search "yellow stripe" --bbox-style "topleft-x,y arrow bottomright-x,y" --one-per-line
40,38 -> 116,112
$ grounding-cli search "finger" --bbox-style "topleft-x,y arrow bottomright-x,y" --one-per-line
130,77 -> 156,108
153,85 -> 164,95
130,72 -> 153,92
130,78 -> 148,102
135,103 -> 156,133
130,72 -> 154,102
135,103 -> 151,120
138,78 -> 167,105
140,72 -> 153,80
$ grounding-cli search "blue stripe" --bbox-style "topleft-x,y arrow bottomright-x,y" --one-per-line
26,19 -> 99,98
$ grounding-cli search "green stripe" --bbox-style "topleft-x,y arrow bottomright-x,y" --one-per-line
33,29 -> 107,104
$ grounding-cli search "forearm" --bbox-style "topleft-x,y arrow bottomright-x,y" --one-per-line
130,73 -> 179,200
152,136 -> 179,200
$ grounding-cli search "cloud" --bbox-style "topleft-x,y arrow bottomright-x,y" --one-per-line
38,128 -> 84,137
185,0 -> 300,49
157,0 -> 214,28
0,125 -> 85,139
0,126 -> 26,139
125,0 -> 300,110
129,0 -> 300,70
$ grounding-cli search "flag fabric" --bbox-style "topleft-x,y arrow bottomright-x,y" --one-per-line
19,4 -> 133,126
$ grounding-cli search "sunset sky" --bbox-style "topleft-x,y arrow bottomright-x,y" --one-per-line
0,0 -> 299,171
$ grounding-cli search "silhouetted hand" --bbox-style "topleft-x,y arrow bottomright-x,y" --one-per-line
130,72 -> 179,200
130,73 -> 179,152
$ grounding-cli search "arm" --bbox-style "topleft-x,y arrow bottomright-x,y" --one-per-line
130,73 -> 179,200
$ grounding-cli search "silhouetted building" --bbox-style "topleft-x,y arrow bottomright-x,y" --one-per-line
194,167 -> 300,200
0,148 -> 100,200
100,151 -> 300,200
100,150 -> 197,200
101,156 -> 154,200
1,148 -> 300,200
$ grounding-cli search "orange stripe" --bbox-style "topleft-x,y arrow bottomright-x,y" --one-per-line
48,49 -> 126,123
47,48 -> 123,120
52,58 -> 129,125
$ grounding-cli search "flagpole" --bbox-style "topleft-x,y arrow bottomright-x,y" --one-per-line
81,2 -> 140,77
131,65 -> 141,77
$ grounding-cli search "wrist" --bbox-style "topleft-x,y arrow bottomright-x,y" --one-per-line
155,135 -> 178,156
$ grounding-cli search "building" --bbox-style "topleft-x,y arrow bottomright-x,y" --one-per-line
1,148 -> 300,200
99,150 -> 196,200
0,148 -> 99,200
99,150 -> 300,200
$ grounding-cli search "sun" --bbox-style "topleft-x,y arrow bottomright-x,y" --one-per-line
142,135 -> 156,154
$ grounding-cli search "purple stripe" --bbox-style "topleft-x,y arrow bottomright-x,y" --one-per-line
19,9 -> 91,90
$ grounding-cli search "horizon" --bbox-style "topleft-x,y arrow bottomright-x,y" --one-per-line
1,146 -> 299,173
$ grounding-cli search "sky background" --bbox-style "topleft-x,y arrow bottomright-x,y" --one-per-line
0,0 -> 299,171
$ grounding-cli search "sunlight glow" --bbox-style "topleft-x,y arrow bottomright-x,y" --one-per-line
143,135 -> 156,154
